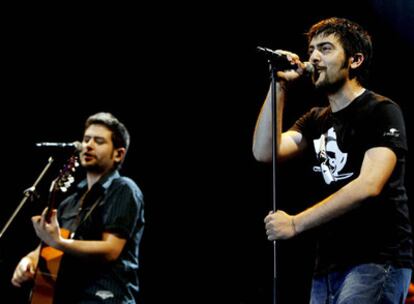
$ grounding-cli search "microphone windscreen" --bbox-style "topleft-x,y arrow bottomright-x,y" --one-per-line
304,62 -> 315,74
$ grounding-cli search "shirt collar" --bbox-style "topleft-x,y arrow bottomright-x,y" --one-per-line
75,170 -> 120,192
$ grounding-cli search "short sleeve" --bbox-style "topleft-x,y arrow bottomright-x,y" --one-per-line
366,101 -> 407,155
102,178 -> 144,239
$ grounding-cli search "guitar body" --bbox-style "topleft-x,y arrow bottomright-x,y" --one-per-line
30,228 -> 70,304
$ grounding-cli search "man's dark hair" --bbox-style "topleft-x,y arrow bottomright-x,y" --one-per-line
306,17 -> 373,86
85,112 -> 130,168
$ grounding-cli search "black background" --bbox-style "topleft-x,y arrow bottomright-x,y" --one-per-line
1,1 -> 413,303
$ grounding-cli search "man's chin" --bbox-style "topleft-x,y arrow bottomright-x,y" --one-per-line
83,163 -> 103,173
315,81 -> 344,95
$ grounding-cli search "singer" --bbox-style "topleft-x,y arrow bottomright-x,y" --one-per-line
253,17 -> 412,303
11,112 -> 145,303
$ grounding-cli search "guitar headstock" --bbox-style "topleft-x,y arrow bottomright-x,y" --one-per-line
44,155 -> 79,222
52,155 -> 80,193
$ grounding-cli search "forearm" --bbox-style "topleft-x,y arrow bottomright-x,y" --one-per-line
293,177 -> 374,234
294,147 -> 396,234
253,83 -> 286,162
54,239 -> 116,260
53,232 -> 126,262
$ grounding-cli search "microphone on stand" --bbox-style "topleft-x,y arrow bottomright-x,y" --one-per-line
36,141 -> 82,152
257,46 -> 314,74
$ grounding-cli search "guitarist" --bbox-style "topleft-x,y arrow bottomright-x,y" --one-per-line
11,112 -> 145,303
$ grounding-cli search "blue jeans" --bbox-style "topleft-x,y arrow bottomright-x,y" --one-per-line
310,263 -> 412,304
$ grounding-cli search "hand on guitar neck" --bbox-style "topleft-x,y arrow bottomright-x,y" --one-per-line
32,208 -> 63,249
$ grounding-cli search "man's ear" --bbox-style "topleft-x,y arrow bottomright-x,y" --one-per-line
114,147 -> 126,162
350,53 -> 364,69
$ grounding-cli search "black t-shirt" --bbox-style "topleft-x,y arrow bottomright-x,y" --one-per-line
291,90 -> 413,275
53,170 -> 145,303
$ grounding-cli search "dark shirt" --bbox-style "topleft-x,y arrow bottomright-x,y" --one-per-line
291,90 -> 413,275
53,170 -> 144,303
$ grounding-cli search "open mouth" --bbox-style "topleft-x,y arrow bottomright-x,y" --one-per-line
313,66 -> 325,80
82,152 -> 95,161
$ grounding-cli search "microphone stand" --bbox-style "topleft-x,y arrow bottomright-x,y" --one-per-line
0,157 -> 54,240
258,46 -> 313,303
269,59 -> 279,304
257,45 -> 284,304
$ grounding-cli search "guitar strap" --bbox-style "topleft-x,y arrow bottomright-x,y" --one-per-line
70,192 -> 104,239
68,172 -> 116,239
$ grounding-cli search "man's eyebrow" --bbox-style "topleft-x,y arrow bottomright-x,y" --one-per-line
309,41 -> 335,48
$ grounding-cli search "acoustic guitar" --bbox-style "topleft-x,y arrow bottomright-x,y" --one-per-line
30,155 -> 78,304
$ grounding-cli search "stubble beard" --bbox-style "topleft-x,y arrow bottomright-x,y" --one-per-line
314,71 -> 347,95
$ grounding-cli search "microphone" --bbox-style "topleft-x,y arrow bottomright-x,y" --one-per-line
257,46 -> 314,74
36,141 -> 82,151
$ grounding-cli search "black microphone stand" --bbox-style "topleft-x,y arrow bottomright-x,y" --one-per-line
257,45 -> 285,304
269,59 -> 279,304
0,157 -> 54,240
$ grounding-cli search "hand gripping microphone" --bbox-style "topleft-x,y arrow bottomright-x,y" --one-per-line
257,46 -> 314,74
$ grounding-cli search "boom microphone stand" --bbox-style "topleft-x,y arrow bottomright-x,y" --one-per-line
0,157 -> 55,239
